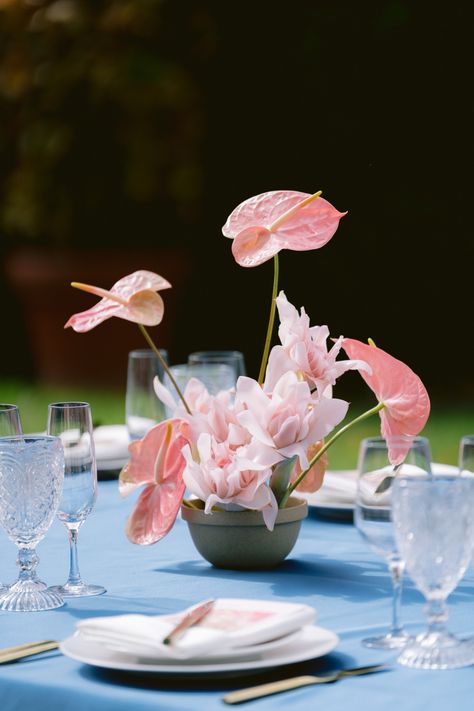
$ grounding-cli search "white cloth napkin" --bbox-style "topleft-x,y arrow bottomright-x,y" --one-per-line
76,598 -> 315,660
93,425 -> 130,464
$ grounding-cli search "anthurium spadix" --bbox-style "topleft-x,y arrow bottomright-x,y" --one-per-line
65,270 -> 171,332
222,190 -> 346,267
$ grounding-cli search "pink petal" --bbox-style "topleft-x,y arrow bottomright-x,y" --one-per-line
342,339 -> 430,464
65,270 -> 170,332
223,191 -> 346,267
292,441 -> 328,493
125,477 -> 186,545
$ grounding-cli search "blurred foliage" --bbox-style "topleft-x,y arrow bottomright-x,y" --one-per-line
0,0 -> 216,246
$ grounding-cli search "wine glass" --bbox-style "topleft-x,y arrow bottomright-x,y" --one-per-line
47,402 -> 106,597
126,349 -> 169,441
392,474 -> 474,669
0,435 -> 65,611
0,404 -> 23,437
354,435 -> 432,649
459,435 -> 474,475
187,351 -> 246,383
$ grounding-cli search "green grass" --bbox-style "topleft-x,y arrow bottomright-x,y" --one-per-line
1,379 -> 473,469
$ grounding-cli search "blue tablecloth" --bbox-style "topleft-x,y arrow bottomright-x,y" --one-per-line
1,480 -> 473,710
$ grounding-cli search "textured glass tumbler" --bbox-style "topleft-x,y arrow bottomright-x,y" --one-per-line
126,349 -> 169,441
393,475 -> 474,669
0,405 -> 23,593
47,402 -> 106,597
0,436 -> 65,611
459,435 -> 474,475
355,436 -> 432,649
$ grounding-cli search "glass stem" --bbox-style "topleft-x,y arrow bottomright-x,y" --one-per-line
426,598 -> 449,636
66,525 -> 83,587
388,558 -> 405,636
17,547 -> 39,583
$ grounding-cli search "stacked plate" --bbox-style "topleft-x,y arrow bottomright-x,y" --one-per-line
60,598 -> 338,677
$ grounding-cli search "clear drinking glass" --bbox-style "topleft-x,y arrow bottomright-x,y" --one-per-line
459,435 -> 474,475
126,349 -> 169,441
392,474 -> 474,669
0,404 -> 23,437
47,402 -> 106,597
187,350 -> 246,383
165,363 -> 236,399
0,435 -> 65,611
355,436 -> 432,649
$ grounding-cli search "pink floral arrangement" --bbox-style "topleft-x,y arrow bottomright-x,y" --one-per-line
66,190 -> 430,544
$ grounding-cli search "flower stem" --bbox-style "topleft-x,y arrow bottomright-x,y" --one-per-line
258,254 -> 279,385
279,400 -> 386,507
138,324 -> 192,415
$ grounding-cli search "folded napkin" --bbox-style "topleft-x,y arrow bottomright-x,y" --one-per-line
76,598 -> 315,660
93,425 -> 130,463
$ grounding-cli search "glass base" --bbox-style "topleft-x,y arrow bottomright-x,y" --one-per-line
49,582 -> 106,598
0,580 -> 64,612
397,630 -> 474,670
362,630 -> 411,650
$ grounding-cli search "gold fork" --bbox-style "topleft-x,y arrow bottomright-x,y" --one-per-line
223,664 -> 389,704
0,640 -> 60,664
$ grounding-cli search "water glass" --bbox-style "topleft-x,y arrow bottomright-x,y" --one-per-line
355,436 -> 432,649
0,404 -> 22,437
126,349 -> 169,440
164,363 -> 236,402
47,402 -> 106,597
392,474 -> 474,669
459,435 -> 474,475
187,350 -> 246,383
0,435 -> 65,611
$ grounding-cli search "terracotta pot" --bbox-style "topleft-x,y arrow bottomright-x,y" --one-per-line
180,497 -> 308,570
4,247 -> 192,386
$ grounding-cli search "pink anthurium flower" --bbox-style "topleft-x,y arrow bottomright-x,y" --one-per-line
119,419 -> 190,545
291,441 -> 328,494
222,190 -> 346,267
65,270 -> 171,332
342,339 -> 431,465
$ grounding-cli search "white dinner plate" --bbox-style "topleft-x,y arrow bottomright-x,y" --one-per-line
60,625 -> 339,677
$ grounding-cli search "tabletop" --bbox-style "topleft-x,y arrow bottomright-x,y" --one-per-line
1,480 -> 473,710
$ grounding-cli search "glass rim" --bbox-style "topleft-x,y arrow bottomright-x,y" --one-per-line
188,350 -> 244,359
0,434 -> 60,444
0,403 -> 19,411
460,435 -> 474,444
360,435 -> 429,448
48,401 -> 91,409
128,349 -> 168,358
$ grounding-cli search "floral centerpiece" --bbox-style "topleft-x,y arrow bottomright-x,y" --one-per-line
66,190 -> 430,556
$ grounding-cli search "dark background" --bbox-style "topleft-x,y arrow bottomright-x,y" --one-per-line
0,1 -> 472,401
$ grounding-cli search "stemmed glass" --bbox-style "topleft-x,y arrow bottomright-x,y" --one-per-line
0,435 -> 65,611
126,349 -> 169,441
187,351 -> 246,383
354,435 -> 432,649
47,402 -> 106,597
392,474 -> 474,669
0,404 -> 23,437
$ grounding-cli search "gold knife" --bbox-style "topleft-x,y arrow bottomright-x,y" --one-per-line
223,664 -> 389,704
0,640 -> 60,664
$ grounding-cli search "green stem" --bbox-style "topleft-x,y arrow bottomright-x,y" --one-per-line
279,401 -> 386,508
258,254 -> 279,385
138,324 -> 192,416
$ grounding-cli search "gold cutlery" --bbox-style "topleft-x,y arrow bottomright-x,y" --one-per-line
223,663 -> 389,704
163,598 -> 215,646
0,640 -> 60,664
